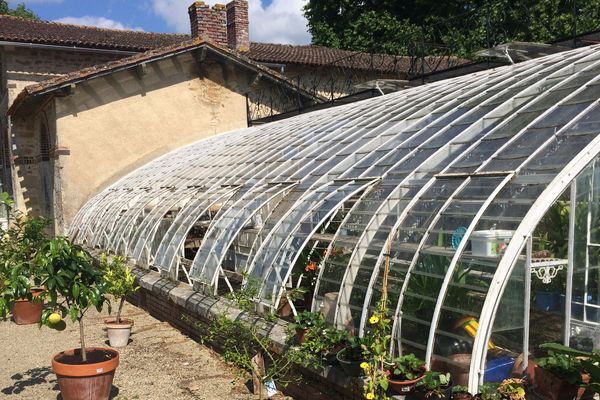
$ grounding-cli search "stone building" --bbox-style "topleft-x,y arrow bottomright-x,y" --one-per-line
6,39 -> 316,234
0,0 -> 465,234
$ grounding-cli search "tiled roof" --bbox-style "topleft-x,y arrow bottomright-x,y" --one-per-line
0,15 -> 187,52
246,43 -> 469,74
246,43 -> 411,72
0,15 -> 468,73
8,38 -> 322,115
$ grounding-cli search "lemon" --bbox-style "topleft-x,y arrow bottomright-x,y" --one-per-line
48,313 -> 62,325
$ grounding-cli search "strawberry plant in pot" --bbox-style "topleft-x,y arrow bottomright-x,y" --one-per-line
0,193 -> 50,325
289,310 -> 324,344
534,343 -> 586,400
101,253 -> 139,347
387,353 -> 427,394
36,237 -> 116,400
415,371 -> 452,399
288,323 -> 349,369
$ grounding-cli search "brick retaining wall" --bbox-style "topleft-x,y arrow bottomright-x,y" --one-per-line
119,264 -> 364,399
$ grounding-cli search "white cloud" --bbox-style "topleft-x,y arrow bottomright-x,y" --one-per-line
151,0 -> 311,44
53,16 -> 144,31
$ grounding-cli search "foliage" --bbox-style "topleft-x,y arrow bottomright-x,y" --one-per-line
538,342 -> 600,392
533,200 -> 570,259
477,383 -> 500,400
205,313 -> 295,395
291,242 -> 325,295
304,0 -> 600,57
390,353 -> 425,380
497,378 -> 526,400
289,310 -> 324,331
452,384 -> 471,394
362,239 -> 396,400
0,192 -> 50,319
205,282 -> 298,398
288,323 -> 349,369
342,335 -> 365,361
415,371 -> 451,399
536,342 -> 585,384
100,253 -> 138,323
361,305 -> 392,400
36,237 -> 110,362
0,0 -> 38,19
226,272 -> 260,313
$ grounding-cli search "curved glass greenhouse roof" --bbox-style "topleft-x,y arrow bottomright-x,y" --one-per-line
71,44 -> 600,391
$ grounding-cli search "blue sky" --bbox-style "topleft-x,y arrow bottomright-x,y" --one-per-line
8,0 -> 311,44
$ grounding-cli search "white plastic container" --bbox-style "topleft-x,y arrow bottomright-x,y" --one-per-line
471,229 -> 514,257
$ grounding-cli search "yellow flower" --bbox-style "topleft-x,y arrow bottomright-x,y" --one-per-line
360,362 -> 369,370
366,393 -> 375,400
369,315 -> 380,324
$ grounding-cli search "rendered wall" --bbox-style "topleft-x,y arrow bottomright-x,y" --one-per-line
12,51 -> 259,233
2,46 -> 124,216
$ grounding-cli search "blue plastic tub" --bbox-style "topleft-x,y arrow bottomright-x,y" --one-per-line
484,356 -> 515,383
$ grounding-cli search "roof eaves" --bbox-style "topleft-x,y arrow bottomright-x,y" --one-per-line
7,39 -> 324,116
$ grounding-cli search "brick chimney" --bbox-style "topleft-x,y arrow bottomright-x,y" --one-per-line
188,1 -> 227,47
226,0 -> 249,51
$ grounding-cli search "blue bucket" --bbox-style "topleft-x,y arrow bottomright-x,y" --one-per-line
484,356 -> 515,382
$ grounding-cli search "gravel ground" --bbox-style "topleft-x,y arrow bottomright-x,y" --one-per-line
0,299 -> 256,400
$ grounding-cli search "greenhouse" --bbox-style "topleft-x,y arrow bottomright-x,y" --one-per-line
71,44 -> 600,393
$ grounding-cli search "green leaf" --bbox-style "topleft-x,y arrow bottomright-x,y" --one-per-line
379,377 -> 389,391
69,305 -> 78,322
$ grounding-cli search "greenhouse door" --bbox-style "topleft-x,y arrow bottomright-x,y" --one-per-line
525,235 -> 569,357
523,191 -> 572,370
567,160 -> 600,351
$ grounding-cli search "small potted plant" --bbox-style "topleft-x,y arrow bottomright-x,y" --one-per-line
101,253 -> 139,347
452,385 -> 473,400
336,336 -> 366,377
36,237 -> 117,400
289,310 -> 324,344
322,327 -> 349,365
474,383 -> 500,400
534,343 -> 587,400
387,353 -> 426,394
497,378 -> 526,400
415,371 -> 452,399
0,193 -> 50,325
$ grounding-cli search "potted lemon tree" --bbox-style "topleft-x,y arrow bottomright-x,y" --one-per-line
101,253 -> 139,347
37,237 -> 117,400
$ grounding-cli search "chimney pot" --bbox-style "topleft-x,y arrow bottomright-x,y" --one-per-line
226,0 -> 249,52
188,1 -> 227,47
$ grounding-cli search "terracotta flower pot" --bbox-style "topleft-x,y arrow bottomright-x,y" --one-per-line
52,347 -> 119,400
12,289 -> 44,325
533,365 -> 580,400
295,327 -> 309,344
388,368 -> 426,394
104,318 -> 134,348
